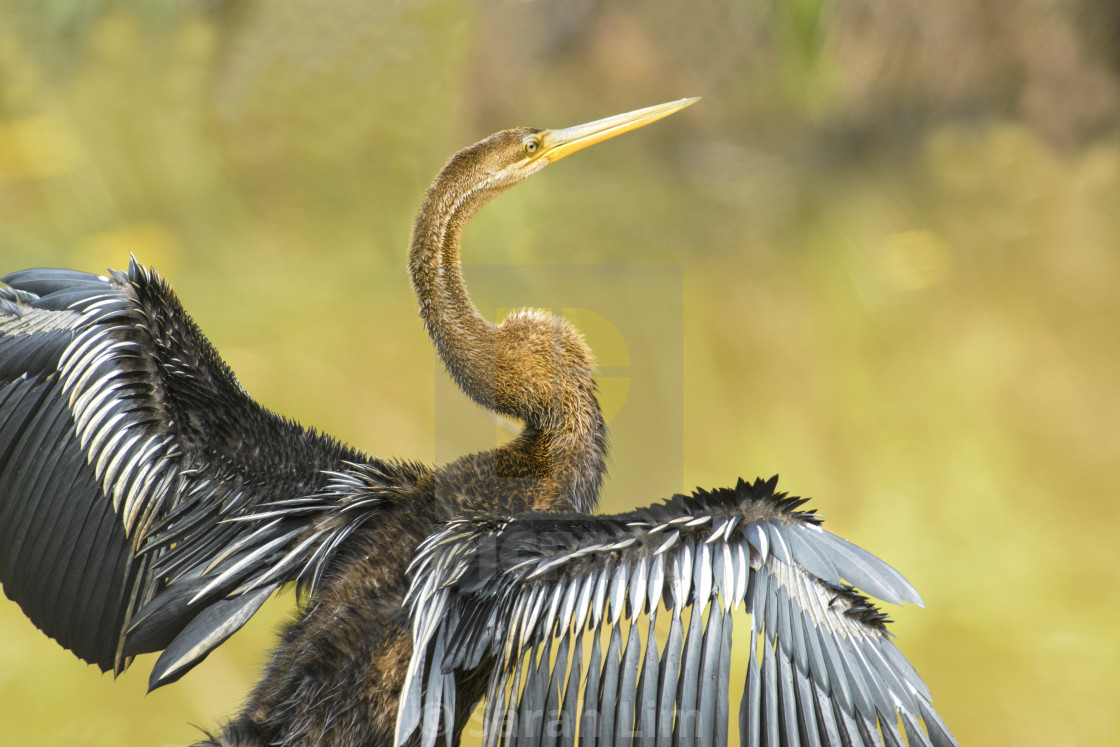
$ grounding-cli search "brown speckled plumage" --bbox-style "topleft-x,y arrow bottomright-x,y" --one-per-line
202,128 -> 609,746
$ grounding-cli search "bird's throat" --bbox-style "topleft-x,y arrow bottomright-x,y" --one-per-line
407,160 -> 607,513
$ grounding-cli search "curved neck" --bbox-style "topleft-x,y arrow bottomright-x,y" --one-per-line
409,169 -> 499,410
408,159 -> 607,512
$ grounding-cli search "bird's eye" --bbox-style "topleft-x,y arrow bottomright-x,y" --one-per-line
523,137 -> 541,155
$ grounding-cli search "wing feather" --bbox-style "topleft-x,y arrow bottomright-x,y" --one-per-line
398,478 -> 958,747
742,633 -> 760,747
697,605 -> 725,747
1,261 -> 420,683
792,662 -> 823,747
677,604 -> 705,747
580,626 -> 603,747
544,631 -> 571,747
635,609 -> 660,747
657,614 -> 684,747
561,632 -> 582,747
615,621 -> 641,745
599,624 -> 623,747
760,627 -> 778,747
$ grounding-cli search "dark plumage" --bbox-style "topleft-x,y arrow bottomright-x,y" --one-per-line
0,100 -> 958,746
399,477 -> 957,747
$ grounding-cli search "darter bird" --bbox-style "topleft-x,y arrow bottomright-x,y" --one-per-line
0,99 -> 958,746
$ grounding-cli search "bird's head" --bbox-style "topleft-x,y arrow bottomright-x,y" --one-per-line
438,98 -> 699,202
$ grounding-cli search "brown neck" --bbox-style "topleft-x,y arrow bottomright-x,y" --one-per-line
408,157 -> 607,513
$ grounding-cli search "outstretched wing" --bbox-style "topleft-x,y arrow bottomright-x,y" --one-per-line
397,477 -> 958,747
0,260 -> 424,688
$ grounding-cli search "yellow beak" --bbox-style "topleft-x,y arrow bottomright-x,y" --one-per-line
538,98 -> 699,164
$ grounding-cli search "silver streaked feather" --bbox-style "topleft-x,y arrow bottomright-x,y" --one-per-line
398,478 -> 957,747
2,262 -> 390,681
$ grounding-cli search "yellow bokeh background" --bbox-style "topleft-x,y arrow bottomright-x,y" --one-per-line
2,2 -> 1119,745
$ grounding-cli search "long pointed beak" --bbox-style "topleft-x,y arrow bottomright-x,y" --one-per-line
538,98 -> 699,164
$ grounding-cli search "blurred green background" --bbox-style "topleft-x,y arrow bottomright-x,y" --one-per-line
2,0 -> 1118,744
